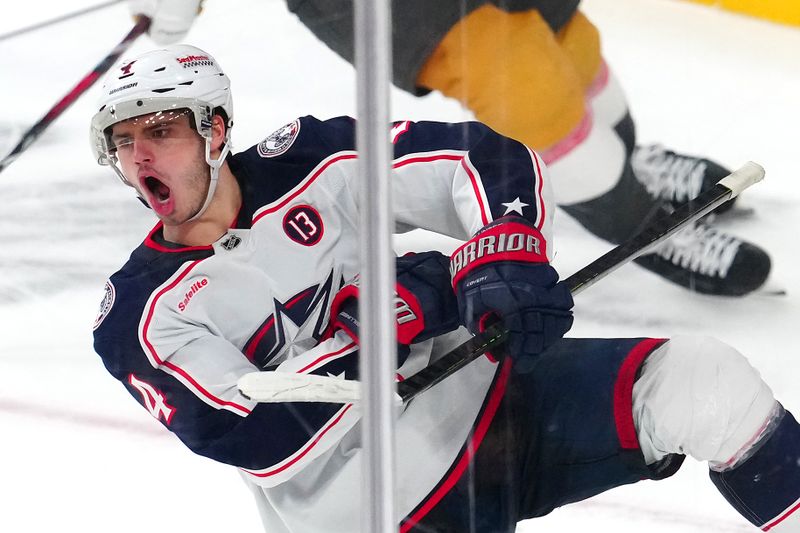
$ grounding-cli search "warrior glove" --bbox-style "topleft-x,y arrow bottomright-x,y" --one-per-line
328,251 -> 461,365
450,217 -> 574,370
129,0 -> 204,45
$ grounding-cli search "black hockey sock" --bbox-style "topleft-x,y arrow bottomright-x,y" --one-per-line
560,159 -> 668,245
559,111 -> 668,245
709,407 -> 800,531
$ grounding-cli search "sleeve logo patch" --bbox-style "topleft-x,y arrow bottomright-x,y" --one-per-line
93,280 -> 116,331
258,119 -> 300,158
283,204 -> 324,246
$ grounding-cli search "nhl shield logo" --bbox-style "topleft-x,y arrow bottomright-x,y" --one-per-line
258,119 -> 300,158
221,233 -> 242,250
93,280 -> 116,331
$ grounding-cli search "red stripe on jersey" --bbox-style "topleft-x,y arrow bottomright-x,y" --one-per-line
460,157 -> 490,226
613,338 -> 667,449
141,259 -> 252,416
243,288 -> 314,361
392,152 -> 463,169
763,498 -> 800,531
243,403 -> 354,478
245,317 -> 275,361
252,152 -> 358,224
143,223 -> 214,253
530,149 -> 547,232
254,151 -> 470,225
400,358 -> 511,532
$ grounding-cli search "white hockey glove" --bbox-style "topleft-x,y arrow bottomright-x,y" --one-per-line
129,0 -> 204,45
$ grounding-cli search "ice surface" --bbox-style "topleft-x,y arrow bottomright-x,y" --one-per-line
1,0 -> 798,531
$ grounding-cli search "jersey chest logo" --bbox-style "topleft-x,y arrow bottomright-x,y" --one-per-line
283,204 -> 324,246
244,270 -> 341,369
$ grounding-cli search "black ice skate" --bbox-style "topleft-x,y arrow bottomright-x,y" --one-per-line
633,220 -> 771,296
632,143 -> 738,215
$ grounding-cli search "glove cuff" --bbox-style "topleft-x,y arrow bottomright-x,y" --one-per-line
325,275 -> 427,346
324,278 -> 360,341
394,283 -> 425,345
450,218 -> 548,288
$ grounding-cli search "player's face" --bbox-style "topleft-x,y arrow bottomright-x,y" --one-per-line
109,111 -> 210,225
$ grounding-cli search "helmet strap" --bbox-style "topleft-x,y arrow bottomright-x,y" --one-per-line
187,133 -> 232,222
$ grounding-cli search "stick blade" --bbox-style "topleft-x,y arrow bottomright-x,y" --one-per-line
238,371 -> 364,403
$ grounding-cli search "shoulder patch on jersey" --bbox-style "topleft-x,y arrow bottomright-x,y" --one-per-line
283,204 -> 324,246
93,280 -> 115,331
258,119 -> 301,158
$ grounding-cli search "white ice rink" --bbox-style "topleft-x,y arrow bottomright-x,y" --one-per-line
1,0 -> 798,531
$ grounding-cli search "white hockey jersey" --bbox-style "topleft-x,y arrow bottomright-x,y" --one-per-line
93,115 -> 554,531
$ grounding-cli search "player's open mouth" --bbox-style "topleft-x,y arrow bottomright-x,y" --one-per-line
145,175 -> 171,203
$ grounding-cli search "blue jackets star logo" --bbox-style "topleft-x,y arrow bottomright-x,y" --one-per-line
243,270 -> 342,369
501,197 -> 529,216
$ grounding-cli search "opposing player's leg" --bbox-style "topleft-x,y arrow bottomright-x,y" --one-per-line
417,5 -> 594,184
634,336 -> 800,531
555,12 -> 738,215
632,143 -> 738,214
286,1 -> 770,294
415,6 -> 770,295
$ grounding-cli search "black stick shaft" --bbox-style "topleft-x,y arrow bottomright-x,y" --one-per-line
0,17 -> 150,175
396,169 -> 757,403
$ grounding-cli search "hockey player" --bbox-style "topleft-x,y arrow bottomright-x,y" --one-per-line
91,44 -> 798,532
126,0 -> 772,297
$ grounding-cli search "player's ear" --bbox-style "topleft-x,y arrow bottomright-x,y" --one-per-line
210,113 -> 227,153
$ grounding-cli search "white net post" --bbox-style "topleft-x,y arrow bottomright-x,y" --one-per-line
353,0 -> 397,532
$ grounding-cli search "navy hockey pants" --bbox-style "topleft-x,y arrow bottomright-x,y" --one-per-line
403,337 -> 685,533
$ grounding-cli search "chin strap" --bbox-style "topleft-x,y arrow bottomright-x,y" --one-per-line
187,135 -> 232,222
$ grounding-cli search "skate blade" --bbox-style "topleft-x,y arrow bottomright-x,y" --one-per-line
754,279 -> 787,297
715,205 -> 756,220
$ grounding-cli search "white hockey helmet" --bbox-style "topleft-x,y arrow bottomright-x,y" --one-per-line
90,44 -> 233,220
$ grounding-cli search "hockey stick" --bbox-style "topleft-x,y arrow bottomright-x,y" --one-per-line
0,16 -> 150,175
238,161 -> 765,404
0,0 -> 126,43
